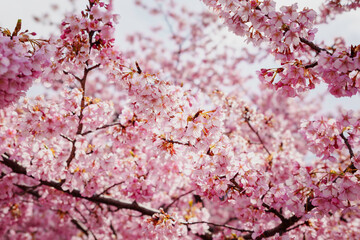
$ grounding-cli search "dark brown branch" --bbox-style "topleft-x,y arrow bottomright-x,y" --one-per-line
339,132 -> 355,159
339,132 -> 358,175
63,70 -> 81,82
135,61 -> 142,74
71,219 -> 89,237
262,203 -> 286,223
66,142 -> 77,168
182,221 -> 253,233
344,162 -> 357,174
86,63 -> 101,72
110,222 -> 118,239
88,30 -> 96,53
340,214 -> 348,223
60,134 -> 74,142
229,173 -> 244,192
75,206 -> 88,223
241,215 -> 301,240
299,37 -> 330,55
66,64 -> 100,168
161,137 -> 191,146
1,154 -> 159,216
242,199 -> 315,239
72,217 -> 98,240
14,184 -> 41,198
304,61 -> 318,69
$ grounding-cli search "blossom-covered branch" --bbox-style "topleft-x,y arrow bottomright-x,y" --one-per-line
1,153 -> 159,216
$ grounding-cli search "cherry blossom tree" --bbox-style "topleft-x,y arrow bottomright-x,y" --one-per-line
1,0 -> 360,239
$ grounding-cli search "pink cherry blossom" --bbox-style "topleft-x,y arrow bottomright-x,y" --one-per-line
0,0 -> 360,239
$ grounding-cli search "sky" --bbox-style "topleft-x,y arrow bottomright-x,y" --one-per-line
1,0 -> 360,114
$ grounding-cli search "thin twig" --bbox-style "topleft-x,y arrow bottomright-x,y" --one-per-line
72,217 -> 99,240
97,182 -> 125,196
63,70 -> 81,82
164,190 -> 195,211
161,137 -> 191,146
81,122 -> 125,136
110,222 -> 118,239
71,219 -> 89,237
245,118 -> 271,156
182,221 -> 253,233
60,134 -> 74,142
229,173 -> 244,192
338,132 -> 358,175
75,206 -> 88,223
340,132 -> 355,159
299,37 -> 331,55
87,63 -> 101,72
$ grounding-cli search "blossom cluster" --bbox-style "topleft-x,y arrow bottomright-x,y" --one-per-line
1,0 -> 360,239
42,0 -> 122,89
299,111 -> 360,215
0,29 -> 51,108
318,0 -> 360,23
202,0 -> 360,97
300,110 -> 360,161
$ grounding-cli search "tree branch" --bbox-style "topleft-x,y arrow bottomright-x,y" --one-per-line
97,181 -> 125,196
304,61 -> 318,69
110,222 -> 118,239
241,198 -> 315,239
262,203 -> 286,223
164,189 -> 195,211
255,215 -> 301,239
63,70 -> 81,82
244,117 -> 271,156
14,184 -> 41,198
60,134 -> 75,142
66,64 -> 100,168
339,132 -> 358,174
161,137 -> 191,146
71,218 -> 89,237
299,37 -> 331,55
71,216 -> 98,240
340,132 -> 355,159
1,153 -> 159,216
182,221 -> 253,233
